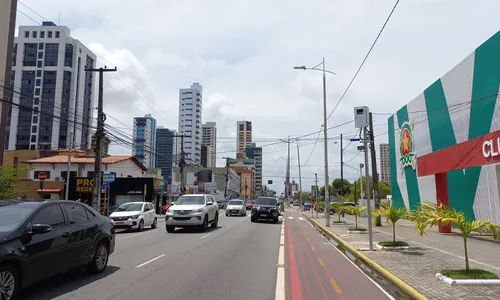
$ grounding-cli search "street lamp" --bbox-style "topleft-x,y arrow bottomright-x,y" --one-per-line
293,58 -> 336,227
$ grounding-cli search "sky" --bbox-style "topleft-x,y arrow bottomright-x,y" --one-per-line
15,0 -> 500,194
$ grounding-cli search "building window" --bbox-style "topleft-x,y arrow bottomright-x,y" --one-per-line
55,31 -> 60,38
32,31 -> 37,38
38,43 -> 44,50
37,61 -> 42,68
48,31 -> 52,38
24,31 -> 29,38
36,70 -> 41,77
40,31 -> 45,38
31,135 -> 36,142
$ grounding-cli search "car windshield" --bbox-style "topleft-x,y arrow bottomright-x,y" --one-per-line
175,196 -> 205,205
254,198 -> 277,206
0,206 -> 34,231
115,203 -> 143,212
228,200 -> 243,205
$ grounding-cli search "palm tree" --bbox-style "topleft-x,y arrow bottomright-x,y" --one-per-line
372,201 -> 408,243
333,203 -> 347,223
412,202 -> 500,271
346,205 -> 367,229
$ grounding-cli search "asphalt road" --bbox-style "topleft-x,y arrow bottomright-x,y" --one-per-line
20,210 -> 282,300
284,208 -> 393,300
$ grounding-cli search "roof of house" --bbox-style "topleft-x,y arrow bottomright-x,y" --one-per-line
24,155 -> 147,171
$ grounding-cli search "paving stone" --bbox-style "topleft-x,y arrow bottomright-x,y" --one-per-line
311,215 -> 500,300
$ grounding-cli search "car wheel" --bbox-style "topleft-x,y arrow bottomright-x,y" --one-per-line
329,210 -> 334,216
87,241 -> 109,274
273,217 -> 279,224
138,220 -> 144,231
241,211 -> 246,217
211,214 -> 218,228
225,213 -> 229,217
201,216 -> 208,232
151,218 -> 157,229
166,225 -> 175,233
251,218 -> 257,223
0,264 -> 19,300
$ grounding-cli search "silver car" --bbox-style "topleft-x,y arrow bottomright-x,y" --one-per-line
165,194 -> 219,232
225,199 -> 246,217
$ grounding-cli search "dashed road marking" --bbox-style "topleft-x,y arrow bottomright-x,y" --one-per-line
317,257 -> 325,266
311,245 -> 316,252
200,232 -> 213,239
330,278 -> 343,294
298,217 -> 304,221
119,233 -> 142,239
288,216 -> 294,219
135,254 -> 166,268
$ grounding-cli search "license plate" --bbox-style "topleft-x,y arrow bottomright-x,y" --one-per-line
114,221 -> 124,225
260,214 -> 267,217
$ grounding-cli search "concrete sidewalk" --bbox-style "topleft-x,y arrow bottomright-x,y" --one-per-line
311,213 -> 500,300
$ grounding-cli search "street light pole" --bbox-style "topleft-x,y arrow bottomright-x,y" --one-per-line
293,58 -> 335,227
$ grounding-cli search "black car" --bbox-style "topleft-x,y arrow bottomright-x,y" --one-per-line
251,197 -> 281,223
0,200 -> 115,300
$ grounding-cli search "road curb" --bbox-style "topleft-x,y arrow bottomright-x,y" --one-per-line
275,220 -> 285,300
304,214 -> 428,300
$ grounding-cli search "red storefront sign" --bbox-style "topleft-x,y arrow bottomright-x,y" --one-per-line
417,129 -> 500,176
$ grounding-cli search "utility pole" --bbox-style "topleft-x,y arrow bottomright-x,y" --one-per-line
174,134 -> 190,195
223,157 -> 230,199
245,179 -> 248,200
369,112 -> 382,226
359,164 -> 364,204
340,133 -> 344,201
64,132 -> 73,200
296,141 -> 303,210
315,173 -> 319,218
363,126 -> 373,251
321,58 -> 331,227
85,66 -> 117,212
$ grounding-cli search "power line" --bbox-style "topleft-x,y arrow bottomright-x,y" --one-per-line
326,0 -> 401,121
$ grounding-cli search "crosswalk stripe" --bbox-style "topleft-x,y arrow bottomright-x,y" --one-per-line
288,216 -> 294,219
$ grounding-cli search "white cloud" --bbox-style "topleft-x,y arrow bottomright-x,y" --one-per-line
15,0 -> 500,193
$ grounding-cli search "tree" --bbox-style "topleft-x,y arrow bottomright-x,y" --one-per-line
319,185 -> 336,198
351,176 -> 391,201
346,205 -> 367,229
378,181 -> 391,199
0,166 -> 23,200
412,202 -> 500,271
331,178 -> 351,196
372,201 -> 408,243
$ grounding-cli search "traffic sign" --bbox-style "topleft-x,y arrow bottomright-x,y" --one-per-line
103,173 -> 115,183
101,183 -> 108,189
38,172 -> 47,181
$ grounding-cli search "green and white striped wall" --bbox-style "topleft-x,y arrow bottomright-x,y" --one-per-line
388,30 -> 500,223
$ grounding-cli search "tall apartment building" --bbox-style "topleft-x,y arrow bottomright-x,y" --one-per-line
6,21 -> 97,151
202,121 -> 217,167
237,121 -> 252,153
178,82 -> 202,165
0,0 -> 17,163
246,143 -> 262,196
155,127 -> 175,185
379,143 -> 391,183
132,114 -> 157,168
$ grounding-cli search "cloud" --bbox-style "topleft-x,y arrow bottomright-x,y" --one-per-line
15,0 -> 500,193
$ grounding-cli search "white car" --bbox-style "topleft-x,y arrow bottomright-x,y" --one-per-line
225,199 -> 246,217
110,202 -> 158,231
165,194 -> 219,233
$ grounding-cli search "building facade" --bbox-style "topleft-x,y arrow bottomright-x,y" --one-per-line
178,82 -> 202,165
133,114 -> 156,168
202,121 -> 217,167
245,144 -> 262,195
388,30 -> 500,223
155,127 -> 175,184
7,21 -> 96,151
379,143 -> 390,183
0,0 -> 17,163
236,121 -> 252,153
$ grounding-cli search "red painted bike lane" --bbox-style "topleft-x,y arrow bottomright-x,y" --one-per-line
284,209 -> 393,300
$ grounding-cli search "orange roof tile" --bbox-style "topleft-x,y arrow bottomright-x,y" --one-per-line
24,155 -> 147,171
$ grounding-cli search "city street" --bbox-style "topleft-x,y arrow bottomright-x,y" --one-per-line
20,211 -> 281,300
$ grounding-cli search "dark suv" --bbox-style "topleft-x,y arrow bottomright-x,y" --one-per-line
251,197 -> 281,223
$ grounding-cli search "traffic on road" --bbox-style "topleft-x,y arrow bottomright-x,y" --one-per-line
0,196 -> 396,300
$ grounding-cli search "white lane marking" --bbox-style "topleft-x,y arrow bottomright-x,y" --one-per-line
304,220 -> 395,300
119,234 -> 142,239
275,233 -> 285,300
200,232 -> 213,239
288,216 -> 294,219
226,224 -> 231,228
298,217 -> 304,221
135,254 -> 166,268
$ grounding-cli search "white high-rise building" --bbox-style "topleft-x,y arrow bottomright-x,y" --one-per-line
7,21 -> 97,150
202,121 -> 217,167
178,82 -> 202,165
380,143 -> 391,183
237,121 -> 252,153
132,114 -> 157,168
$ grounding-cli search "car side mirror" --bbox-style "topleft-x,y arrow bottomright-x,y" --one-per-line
144,207 -> 150,212
32,223 -> 52,234
206,201 -> 213,206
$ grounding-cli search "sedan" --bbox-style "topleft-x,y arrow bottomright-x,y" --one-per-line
0,200 -> 115,300
225,199 -> 246,217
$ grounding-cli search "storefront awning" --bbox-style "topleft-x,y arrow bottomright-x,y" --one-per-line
37,189 -> 62,194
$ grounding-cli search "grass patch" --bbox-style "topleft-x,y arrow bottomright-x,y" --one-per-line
378,241 -> 409,247
441,269 -> 499,280
348,228 -> 367,231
